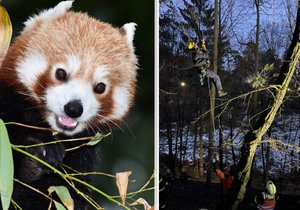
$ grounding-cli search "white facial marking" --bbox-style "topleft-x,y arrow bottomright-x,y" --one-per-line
24,1 -> 73,30
16,51 -> 48,100
52,54 -> 81,79
46,79 -> 99,135
94,66 -> 110,79
94,66 -> 110,94
109,86 -> 130,120
66,54 -> 81,74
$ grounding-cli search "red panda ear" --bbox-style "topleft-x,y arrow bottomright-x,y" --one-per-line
119,23 -> 137,49
23,1 -> 74,31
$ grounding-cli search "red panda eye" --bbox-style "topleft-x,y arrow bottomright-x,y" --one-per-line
55,68 -> 67,81
94,82 -> 106,94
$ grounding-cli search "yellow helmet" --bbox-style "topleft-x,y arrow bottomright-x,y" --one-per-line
265,181 -> 276,195
200,39 -> 207,50
187,39 -> 197,50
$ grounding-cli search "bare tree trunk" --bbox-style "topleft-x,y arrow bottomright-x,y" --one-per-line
218,118 -> 224,170
255,0 -> 260,77
183,127 -> 190,163
199,127 -> 204,179
207,0 -> 219,185
193,122 -> 198,164
174,106 -> 180,170
261,143 -> 266,180
265,143 -> 270,178
252,0 -> 260,123
198,86 -> 205,179
229,119 -> 236,166
249,0 -> 261,197
218,0 -> 224,171
227,5 -> 300,209
199,104 -> 204,179
179,121 -> 183,167
265,128 -> 272,180
193,86 -> 200,165
162,93 -> 175,173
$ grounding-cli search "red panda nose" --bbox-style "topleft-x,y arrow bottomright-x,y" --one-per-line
64,100 -> 83,118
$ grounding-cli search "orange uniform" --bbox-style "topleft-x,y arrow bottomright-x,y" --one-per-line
215,168 -> 234,195
256,192 -> 276,210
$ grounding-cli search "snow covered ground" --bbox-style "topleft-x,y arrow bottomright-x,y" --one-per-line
160,114 -> 300,176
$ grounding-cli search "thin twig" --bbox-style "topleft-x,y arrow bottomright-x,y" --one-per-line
193,85 -> 281,123
12,146 -> 131,210
5,122 -> 54,132
13,133 -> 111,149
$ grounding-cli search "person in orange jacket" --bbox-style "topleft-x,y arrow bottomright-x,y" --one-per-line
254,180 -> 278,210
214,152 -> 235,207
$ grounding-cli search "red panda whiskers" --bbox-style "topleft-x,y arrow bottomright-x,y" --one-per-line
17,91 -> 45,105
95,113 -> 123,130
119,120 -> 135,139
85,119 -> 97,135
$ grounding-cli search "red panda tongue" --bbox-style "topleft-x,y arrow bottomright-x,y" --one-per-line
58,116 -> 78,128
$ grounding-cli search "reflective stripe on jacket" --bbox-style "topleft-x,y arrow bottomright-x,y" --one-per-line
257,192 -> 276,210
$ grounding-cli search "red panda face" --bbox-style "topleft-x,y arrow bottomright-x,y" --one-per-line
9,1 -> 138,135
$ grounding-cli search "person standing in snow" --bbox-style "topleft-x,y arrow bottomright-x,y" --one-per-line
187,39 -> 227,97
214,152 -> 235,208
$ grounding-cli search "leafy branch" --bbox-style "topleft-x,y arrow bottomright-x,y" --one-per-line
0,121 -> 154,210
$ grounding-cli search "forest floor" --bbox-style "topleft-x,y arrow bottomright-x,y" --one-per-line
163,179 -> 300,210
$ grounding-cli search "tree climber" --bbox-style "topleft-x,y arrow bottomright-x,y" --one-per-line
187,39 -> 227,97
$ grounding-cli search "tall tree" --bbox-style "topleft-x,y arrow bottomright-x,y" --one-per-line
250,0 -> 261,126
206,0 -> 219,185
159,0 -> 180,173
227,4 -> 300,209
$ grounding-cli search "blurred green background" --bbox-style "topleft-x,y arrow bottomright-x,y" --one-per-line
2,0 -> 155,209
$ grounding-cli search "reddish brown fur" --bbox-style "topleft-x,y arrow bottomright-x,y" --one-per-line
0,11 -> 138,124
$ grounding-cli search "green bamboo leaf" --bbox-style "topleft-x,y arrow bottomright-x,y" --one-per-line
86,132 -> 104,146
48,186 -> 74,210
53,201 -> 67,210
0,119 -> 14,210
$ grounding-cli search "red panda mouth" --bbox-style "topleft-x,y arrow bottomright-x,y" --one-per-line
56,116 -> 78,130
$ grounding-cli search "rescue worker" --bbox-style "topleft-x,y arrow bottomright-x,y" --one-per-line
254,180 -> 277,210
187,39 -> 227,97
214,153 -> 235,208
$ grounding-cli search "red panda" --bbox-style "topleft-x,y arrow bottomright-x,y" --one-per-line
0,1 -> 137,209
